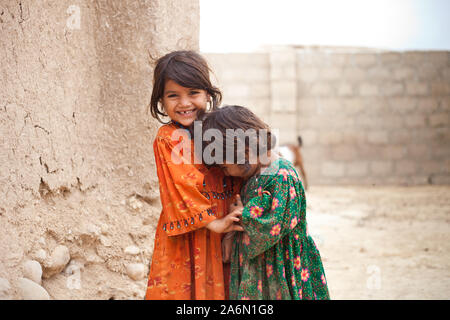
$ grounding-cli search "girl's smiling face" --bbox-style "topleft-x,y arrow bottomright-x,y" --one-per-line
162,79 -> 209,127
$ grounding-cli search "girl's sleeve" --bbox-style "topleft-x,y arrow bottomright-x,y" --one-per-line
154,136 -> 217,236
241,173 -> 303,259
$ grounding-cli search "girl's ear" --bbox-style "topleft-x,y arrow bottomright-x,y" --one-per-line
206,94 -> 213,111
158,100 -> 165,112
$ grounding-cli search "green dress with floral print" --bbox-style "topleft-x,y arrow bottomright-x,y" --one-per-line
229,158 -> 330,300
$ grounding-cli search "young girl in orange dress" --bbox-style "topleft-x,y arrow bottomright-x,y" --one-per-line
145,51 -> 243,300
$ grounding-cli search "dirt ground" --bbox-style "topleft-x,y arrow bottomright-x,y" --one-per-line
2,185 -> 448,300
305,185 -> 450,300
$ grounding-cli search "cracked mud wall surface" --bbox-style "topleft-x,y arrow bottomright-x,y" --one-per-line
0,0 -> 199,299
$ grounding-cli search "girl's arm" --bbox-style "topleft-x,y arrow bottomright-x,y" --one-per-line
205,211 -> 243,234
221,194 -> 244,262
221,231 -> 236,263
154,134 -> 219,236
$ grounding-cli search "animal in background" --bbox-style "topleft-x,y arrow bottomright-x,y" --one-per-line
277,136 -> 309,190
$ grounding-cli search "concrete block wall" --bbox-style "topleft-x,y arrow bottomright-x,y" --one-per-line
205,53 -> 271,118
204,47 -> 450,185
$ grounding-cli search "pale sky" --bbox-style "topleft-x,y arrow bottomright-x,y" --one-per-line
200,0 -> 450,52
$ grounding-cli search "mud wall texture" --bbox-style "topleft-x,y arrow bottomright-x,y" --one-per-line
0,0 -> 199,299
205,47 -> 450,186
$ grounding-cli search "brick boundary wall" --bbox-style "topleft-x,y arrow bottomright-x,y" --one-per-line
205,47 -> 449,185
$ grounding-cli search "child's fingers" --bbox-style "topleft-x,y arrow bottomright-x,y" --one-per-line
228,210 -> 242,217
231,224 -> 244,232
230,213 -> 242,221
228,214 -> 242,222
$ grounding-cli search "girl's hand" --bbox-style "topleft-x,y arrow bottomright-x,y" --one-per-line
206,211 -> 244,234
229,194 -> 244,214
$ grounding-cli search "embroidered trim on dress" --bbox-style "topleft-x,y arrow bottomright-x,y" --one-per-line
201,177 -> 235,200
162,206 -> 218,232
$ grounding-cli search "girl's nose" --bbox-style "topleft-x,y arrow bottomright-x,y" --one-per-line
179,96 -> 192,107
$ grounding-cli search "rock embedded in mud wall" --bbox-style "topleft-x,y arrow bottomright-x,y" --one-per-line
17,278 -> 50,300
22,260 -> 43,285
0,278 -> 12,300
126,263 -> 146,281
32,249 -> 47,265
63,259 -> 85,284
124,245 -> 140,256
125,196 -> 144,214
42,245 -> 71,279
76,222 -> 102,246
99,235 -> 112,247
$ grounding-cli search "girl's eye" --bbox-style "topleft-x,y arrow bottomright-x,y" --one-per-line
167,94 -> 177,98
190,91 -> 200,95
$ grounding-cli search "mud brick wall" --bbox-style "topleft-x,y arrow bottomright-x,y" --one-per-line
205,48 -> 450,185
0,0 -> 199,300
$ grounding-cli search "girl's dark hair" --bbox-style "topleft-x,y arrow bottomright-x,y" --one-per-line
200,105 -> 276,167
149,50 -> 222,123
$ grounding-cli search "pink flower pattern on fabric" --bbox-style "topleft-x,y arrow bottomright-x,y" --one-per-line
289,169 -> 298,181
266,264 -> 273,277
249,205 -> 264,218
301,268 -> 310,282
278,168 -> 289,181
294,256 -> 301,270
289,186 -> 296,199
290,216 -> 298,229
257,186 -> 263,196
276,290 -> 282,300
270,224 -> 281,236
271,198 -> 280,211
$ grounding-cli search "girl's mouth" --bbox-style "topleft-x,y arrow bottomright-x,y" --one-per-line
177,109 -> 196,116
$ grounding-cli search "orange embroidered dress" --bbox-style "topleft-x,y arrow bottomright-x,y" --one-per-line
145,123 -> 238,300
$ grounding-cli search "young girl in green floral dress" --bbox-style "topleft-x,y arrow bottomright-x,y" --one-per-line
201,105 -> 330,300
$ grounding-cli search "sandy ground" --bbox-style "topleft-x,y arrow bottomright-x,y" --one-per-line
2,185 -> 448,300
305,185 -> 450,300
